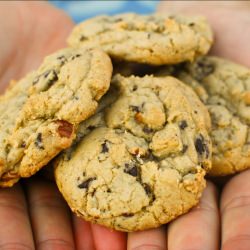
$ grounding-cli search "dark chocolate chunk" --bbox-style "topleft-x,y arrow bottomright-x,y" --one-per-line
33,70 -> 58,87
195,135 -> 209,158
122,213 -> 134,217
101,140 -> 109,153
35,133 -> 44,150
142,183 -> 152,196
78,177 -> 96,189
43,70 -> 51,78
88,125 -> 96,131
193,58 -> 215,81
57,55 -> 66,60
143,126 -> 153,134
71,54 -> 81,60
130,105 -> 141,113
80,35 -> 87,41
132,85 -> 138,91
125,166 -> 138,177
179,120 -> 188,130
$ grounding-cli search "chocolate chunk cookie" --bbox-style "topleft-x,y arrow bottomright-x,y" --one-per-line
68,13 -> 213,65
167,56 -> 250,176
0,48 -> 112,187
54,74 -> 212,232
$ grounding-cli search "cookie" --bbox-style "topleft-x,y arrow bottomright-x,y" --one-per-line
0,48 -> 112,187
165,56 -> 250,176
54,74 -> 212,232
67,13 -> 213,65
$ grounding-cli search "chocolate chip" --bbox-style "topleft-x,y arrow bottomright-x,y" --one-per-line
56,120 -> 73,138
189,22 -> 195,26
125,166 -> 138,177
193,59 -> 215,81
57,55 -> 66,60
71,54 -> 81,60
33,70 -> 58,87
181,144 -> 188,153
179,120 -> 188,130
88,125 -> 96,130
80,35 -> 87,41
20,141 -> 26,148
101,140 -> 109,153
78,177 -> 96,189
143,126 -> 153,134
43,70 -> 51,78
132,85 -> 138,91
195,135 -> 209,158
130,105 -> 141,113
142,183 -> 152,196
122,213 -> 134,217
35,133 -> 44,149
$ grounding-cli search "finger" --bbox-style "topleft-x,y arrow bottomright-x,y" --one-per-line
127,226 -> 167,250
25,177 -> 75,250
73,215 -> 95,250
91,223 -> 127,250
0,183 -> 34,249
221,169 -> 250,250
168,181 -> 219,250
157,1 -> 250,67
0,2 -> 74,89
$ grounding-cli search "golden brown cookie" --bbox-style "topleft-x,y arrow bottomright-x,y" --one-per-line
0,48 -> 112,187
54,75 -> 212,232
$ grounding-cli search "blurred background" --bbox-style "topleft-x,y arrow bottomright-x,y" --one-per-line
51,1 -> 159,23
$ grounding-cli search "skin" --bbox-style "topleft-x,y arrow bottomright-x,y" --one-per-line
0,2 -> 126,250
133,1 -> 250,250
0,1 -> 250,249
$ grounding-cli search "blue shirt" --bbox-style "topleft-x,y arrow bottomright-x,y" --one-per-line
51,1 -> 159,23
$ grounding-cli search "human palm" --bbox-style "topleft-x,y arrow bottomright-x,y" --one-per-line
1,1 -> 250,250
0,2 -> 126,249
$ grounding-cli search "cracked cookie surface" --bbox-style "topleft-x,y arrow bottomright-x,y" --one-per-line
68,13 -> 213,65
0,48 -> 112,187
164,56 -> 250,176
54,74 -> 212,232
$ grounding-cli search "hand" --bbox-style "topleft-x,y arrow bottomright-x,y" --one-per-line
127,2 -> 250,249
0,2 -> 126,250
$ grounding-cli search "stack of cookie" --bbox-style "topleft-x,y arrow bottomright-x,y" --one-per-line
1,13 -> 250,232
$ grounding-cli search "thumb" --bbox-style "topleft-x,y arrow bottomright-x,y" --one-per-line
157,1 -> 250,67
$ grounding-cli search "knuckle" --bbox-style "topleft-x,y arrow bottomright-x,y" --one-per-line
132,245 -> 164,250
192,199 -> 217,214
36,239 -> 74,250
30,194 -> 66,210
222,234 -> 250,250
0,242 -> 34,250
221,195 -> 250,214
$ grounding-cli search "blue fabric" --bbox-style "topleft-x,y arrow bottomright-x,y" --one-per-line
51,1 -> 159,23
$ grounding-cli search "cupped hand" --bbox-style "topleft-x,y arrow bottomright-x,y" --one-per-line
0,2 -> 126,250
127,2 -> 250,250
